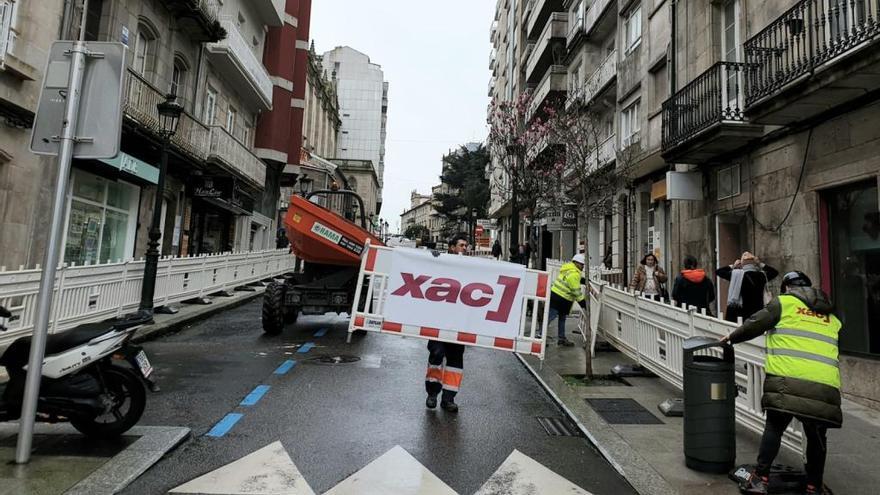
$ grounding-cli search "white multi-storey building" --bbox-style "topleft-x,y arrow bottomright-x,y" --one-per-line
321,46 -> 388,211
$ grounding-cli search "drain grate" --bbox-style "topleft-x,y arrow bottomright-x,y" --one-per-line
306,354 -> 361,365
586,398 -> 664,425
536,417 -> 584,437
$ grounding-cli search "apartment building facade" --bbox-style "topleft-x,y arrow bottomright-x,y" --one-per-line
659,0 -> 880,408
0,0 -> 309,270
321,46 -> 388,213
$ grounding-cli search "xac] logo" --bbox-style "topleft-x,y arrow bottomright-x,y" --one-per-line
390,273 -> 520,323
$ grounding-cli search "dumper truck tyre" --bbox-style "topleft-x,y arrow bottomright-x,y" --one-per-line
262,282 -> 285,335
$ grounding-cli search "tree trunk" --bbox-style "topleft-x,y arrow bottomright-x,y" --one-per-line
509,181 -> 519,262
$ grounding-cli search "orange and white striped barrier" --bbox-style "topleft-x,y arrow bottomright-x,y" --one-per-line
348,241 -> 550,359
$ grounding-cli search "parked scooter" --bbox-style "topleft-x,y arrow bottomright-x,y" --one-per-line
0,307 -> 156,438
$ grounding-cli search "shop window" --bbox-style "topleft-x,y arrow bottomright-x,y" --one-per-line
825,180 -> 880,356
63,169 -> 138,265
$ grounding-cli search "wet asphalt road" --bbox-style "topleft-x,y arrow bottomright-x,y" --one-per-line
120,300 -> 635,495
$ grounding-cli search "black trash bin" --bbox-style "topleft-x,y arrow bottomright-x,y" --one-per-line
682,336 -> 737,474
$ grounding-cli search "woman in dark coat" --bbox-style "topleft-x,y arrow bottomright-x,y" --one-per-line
716,251 -> 778,322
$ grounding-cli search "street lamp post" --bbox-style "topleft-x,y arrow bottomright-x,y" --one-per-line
139,94 -> 183,316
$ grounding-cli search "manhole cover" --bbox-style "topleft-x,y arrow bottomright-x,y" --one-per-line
306,355 -> 361,365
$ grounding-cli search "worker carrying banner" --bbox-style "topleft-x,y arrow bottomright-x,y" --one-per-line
349,242 -> 550,359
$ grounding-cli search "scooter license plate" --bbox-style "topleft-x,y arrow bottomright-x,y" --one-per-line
135,350 -> 154,378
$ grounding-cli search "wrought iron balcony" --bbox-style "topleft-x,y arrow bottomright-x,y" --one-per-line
744,0 -> 880,124
662,62 -> 763,163
161,0 -> 225,42
124,69 -> 210,161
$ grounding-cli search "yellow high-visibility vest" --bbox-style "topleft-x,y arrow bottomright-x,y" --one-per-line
551,262 -> 585,303
765,295 -> 842,389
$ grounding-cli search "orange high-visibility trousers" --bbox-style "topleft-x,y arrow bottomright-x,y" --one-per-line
425,340 -> 464,401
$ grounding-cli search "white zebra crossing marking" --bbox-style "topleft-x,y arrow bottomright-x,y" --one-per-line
323,445 -> 458,495
168,443 -> 594,495
474,450 -> 594,495
169,441 -> 315,495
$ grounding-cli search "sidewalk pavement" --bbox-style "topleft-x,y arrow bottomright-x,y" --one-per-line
0,284 -> 268,494
520,314 -> 880,495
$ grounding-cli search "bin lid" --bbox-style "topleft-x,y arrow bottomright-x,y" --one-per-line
683,336 -> 734,363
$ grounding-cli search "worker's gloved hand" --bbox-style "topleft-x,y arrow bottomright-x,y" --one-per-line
578,300 -> 587,310
580,277 -> 587,285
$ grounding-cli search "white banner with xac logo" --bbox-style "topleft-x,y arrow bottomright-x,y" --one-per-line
382,248 -> 526,339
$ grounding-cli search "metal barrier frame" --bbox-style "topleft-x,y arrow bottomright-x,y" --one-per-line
348,242 -> 550,358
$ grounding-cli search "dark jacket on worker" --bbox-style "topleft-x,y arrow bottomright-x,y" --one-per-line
716,264 -> 779,322
728,287 -> 842,427
671,269 -> 715,312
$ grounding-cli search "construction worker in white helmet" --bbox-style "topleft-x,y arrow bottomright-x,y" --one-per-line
547,253 -> 587,346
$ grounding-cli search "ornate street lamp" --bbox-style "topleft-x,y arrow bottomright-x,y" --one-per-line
139,94 -> 183,316
298,176 -> 313,196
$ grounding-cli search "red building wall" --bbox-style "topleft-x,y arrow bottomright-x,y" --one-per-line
256,0 -> 312,172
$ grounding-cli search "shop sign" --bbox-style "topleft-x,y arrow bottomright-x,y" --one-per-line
562,207 -> 578,230
193,176 -> 233,198
99,152 -> 159,184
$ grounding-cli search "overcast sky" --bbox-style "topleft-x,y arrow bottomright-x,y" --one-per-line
310,1 -> 495,232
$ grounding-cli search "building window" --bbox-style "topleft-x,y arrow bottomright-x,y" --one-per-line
83,0 -> 104,41
571,0 -> 584,28
623,5 -> 642,55
63,169 -> 139,265
204,87 -> 217,125
171,60 -> 187,99
569,60 -> 581,93
620,100 -> 640,147
0,1 -> 15,63
134,23 -> 158,78
226,106 -> 237,135
717,164 -> 741,200
824,180 -> 880,356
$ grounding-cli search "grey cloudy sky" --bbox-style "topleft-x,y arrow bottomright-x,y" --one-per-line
310,1 -> 495,232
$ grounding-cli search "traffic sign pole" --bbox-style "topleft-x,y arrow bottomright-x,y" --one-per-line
15,6 -> 90,464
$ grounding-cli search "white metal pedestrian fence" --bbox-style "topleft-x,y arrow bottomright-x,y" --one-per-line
0,249 -> 296,349
349,242 -> 550,358
590,279 -> 803,451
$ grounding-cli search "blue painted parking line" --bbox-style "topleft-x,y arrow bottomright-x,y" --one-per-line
297,342 -> 315,353
274,359 -> 296,375
206,413 -> 243,437
240,385 -> 271,406
313,328 -> 328,337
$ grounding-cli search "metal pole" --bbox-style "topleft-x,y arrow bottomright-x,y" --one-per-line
139,137 -> 169,313
15,1 -> 90,464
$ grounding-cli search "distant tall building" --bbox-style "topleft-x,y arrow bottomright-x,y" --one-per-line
321,46 -> 388,212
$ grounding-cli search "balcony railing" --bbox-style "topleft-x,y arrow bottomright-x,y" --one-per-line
161,0 -> 224,42
124,69 -> 210,160
208,126 -> 267,188
207,21 -> 273,109
744,0 -> 880,106
527,65 -> 567,120
525,13 -> 568,82
662,62 -> 749,150
583,0 -> 614,38
570,49 -> 617,110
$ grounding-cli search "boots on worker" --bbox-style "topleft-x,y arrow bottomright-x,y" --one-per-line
440,400 -> 459,413
425,395 -> 437,409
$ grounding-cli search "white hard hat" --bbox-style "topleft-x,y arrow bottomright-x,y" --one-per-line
572,253 -> 586,265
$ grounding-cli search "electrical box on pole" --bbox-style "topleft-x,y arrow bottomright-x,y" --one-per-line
30,41 -> 126,159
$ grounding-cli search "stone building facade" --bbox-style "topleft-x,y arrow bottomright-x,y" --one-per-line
663,0 -> 880,408
489,0 -> 880,407
0,0 -> 310,270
